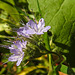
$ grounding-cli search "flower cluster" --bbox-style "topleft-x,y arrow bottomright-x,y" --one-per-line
17,18 -> 51,37
8,18 -> 51,66
8,40 -> 27,66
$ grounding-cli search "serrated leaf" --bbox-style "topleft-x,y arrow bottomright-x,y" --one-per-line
27,0 -> 75,67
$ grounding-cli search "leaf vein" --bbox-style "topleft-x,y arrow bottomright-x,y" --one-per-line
50,0 -> 65,24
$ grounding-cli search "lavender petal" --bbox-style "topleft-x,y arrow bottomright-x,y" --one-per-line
16,52 -> 24,66
38,18 -> 45,29
26,29 -> 36,34
8,54 -> 18,61
42,26 -> 51,32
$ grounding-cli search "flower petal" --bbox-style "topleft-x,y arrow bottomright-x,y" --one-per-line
26,29 -> 36,34
17,26 -> 29,38
36,32 -> 44,35
27,20 -> 38,31
16,58 -> 22,66
16,52 -> 24,66
13,41 -> 22,52
27,20 -> 36,28
10,49 -> 19,54
21,40 -> 27,48
42,26 -> 51,32
17,27 -> 24,35
8,54 -> 19,61
38,18 -> 45,29
17,27 -> 24,32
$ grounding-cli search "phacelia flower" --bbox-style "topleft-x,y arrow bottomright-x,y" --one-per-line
17,18 -> 51,37
17,26 -> 30,38
26,18 -> 51,35
8,40 -> 27,66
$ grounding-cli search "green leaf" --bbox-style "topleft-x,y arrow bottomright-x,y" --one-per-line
0,23 -> 5,31
27,0 -> 75,67
0,10 -> 8,19
55,64 -> 75,74
60,65 -> 68,74
16,66 -> 22,73
72,68 -> 75,73
43,33 -> 50,51
27,0 -> 39,12
18,0 -> 27,3
0,1 -> 20,23
3,0 -> 15,5
0,23 -> 15,35
18,65 -> 48,75
0,67 -> 6,75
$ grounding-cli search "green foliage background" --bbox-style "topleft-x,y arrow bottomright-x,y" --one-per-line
0,0 -> 75,75
28,0 -> 75,66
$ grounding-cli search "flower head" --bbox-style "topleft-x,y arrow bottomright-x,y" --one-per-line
26,18 -> 51,35
17,18 -> 51,37
17,26 -> 30,38
8,40 -> 27,66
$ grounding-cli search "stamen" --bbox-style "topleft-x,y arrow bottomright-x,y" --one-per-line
24,61 -> 29,66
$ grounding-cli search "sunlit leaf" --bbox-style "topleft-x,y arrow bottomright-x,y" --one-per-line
0,1 -> 20,23
0,35 -> 14,38
27,0 -> 75,67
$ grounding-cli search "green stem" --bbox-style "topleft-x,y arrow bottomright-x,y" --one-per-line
37,0 -> 43,17
44,33 -> 53,75
48,54 -> 53,75
43,33 -> 53,75
37,0 -> 52,74
48,51 -> 53,75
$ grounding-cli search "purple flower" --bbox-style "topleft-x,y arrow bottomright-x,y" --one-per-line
26,18 -> 51,35
17,18 -> 51,37
17,26 -> 30,38
8,40 -> 27,66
